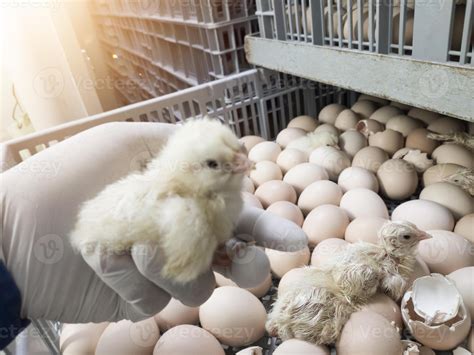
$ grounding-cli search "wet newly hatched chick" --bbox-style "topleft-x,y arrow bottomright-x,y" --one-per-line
266,221 -> 431,345
286,131 -> 339,155
443,168 -> 474,195
427,132 -> 474,151
70,118 -> 252,283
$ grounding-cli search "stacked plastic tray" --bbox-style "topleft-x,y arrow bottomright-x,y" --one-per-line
91,0 -> 259,104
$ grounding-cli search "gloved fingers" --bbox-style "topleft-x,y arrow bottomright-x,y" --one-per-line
213,243 -> 270,289
81,243 -> 171,321
235,206 -> 308,252
131,242 -> 215,307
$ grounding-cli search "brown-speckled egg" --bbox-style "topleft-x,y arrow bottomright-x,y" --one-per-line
249,161 -> 282,187
432,144 -> 473,169
267,201 -> 304,226
428,116 -> 466,134
339,130 -> 368,157
377,159 -> 418,200
422,163 -> 465,187
255,180 -> 297,208
276,127 -> 307,148
344,217 -> 388,244
287,115 -> 318,132
309,146 -> 351,181
265,247 -> 310,278
406,128 -> 440,154
392,199 -> 455,231
335,109 -> 361,131
310,238 -> 349,267
408,107 -> 440,125
239,135 -> 265,152
298,180 -> 343,215
420,182 -> 473,220
369,129 -> 404,156
248,141 -> 281,163
352,146 -> 389,173
283,162 -> 329,195
338,166 -> 379,193
303,205 -> 349,246
370,105 -> 404,124
340,188 -> 389,220
351,100 -> 379,118
318,104 -> 347,125
454,214 -> 474,242
276,148 -> 308,174
386,115 -> 424,136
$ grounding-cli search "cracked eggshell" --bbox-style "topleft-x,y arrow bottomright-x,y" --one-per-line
318,103 -> 347,125
356,119 -> 385,137
339,130 -> 368,157
336,310 -> 403,355
153,325 -> 224,355
309,146 -> 351,181
420,182 -> 473,220
302,205 -> 349,246
432,144 -> 473,169
428,116 -> 466,134
407,108 -> 440,125
248,141 -> 281,163
352,146 -> 389,173
274,339 -> 330,355
402,340 -> 435,355
267,201 -> 304,227
340,188 -> 389,220
338,166 -> 379,193
391,200 -> 455,231
240,135 -> 265,152
276,128 -> 307,148
154,298 -> 199,331
249,161 -> 282,187
393,148 -> 434,174
418,230 -> 474,275
370,105 -> 404,124
265,246 -> 310,278
369,129 -> 405,156
454,214 -> 474,243
242,176 -> 255,193
310,238 -> 349,267
287,115 -> 319,132
361,294 -> 403,332
406,128 -> 440,154
447,267 -> 474,318
422,163 -> 466,187
377,159 -> 418,200
344,217 -> 388,244
242,192 -> 263,209
351,100 -> 379,118
386,115 -> 424,137
60,322 -> 109,354
314,123 -> 340,136
401,274 -> 471,350
255,180 -> 297,208
298,180 -> 343,215
276,148 -> 308,174
283,162 -> 329,195
335,109 -> 361,131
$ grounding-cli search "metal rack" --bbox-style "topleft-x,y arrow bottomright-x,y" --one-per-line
248,0 -> 474,121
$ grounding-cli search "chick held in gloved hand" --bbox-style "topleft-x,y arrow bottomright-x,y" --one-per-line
71,118 -> 252,284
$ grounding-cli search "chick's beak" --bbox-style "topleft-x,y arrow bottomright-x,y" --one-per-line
417,231 -> 432,241
232,152 -> 253,174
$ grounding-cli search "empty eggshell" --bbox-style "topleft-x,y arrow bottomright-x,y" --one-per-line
351,100 -> 379,118
391,200 -> 455,231
358,94 -> 389,106
344,217 -> 388,244
303,205 -> 349,246
340,188 -> 389,220
242,192 -> 263,209
338,166 -> 379,193
454,214 -> 474,242
386,115 -> 424,137
314,123 -> 340,136
309,146 -> 351,181
310,238 -> 349,267
377,159 -> 418,200
447,267 -> 474,317
356,119 -> 385,137
60,322 -> 109,354
240,135 -> 266,152
318,103 -> 347,125
154,298 -> 199,331
336,310 -> 403,355
276,127 -> 307,148
265,246 -> 310,278
335,109 -> 361,131
402,340 -> 435,355
276,148 -> 308,174
401,274 -> 471,351
432,144 -> 473,169
249,161 -> 282,187
287,115 -> 318,132
242,176 -> 255,193
352,146 -> 389,173
267,201 -> 304,226
406,128 -> 440,154
274,339 -> 330,354
428,116 -> 466,134
153,325 -> 224,355
199,287 -> 266,347
418,230 -> 474,274
420,182 -> 473,220
422,163 -> 465,187
96,318 -> 160,355
339,130 -> 368,157
298,180 -> 343,215
277,267 -> 308,296
369,129 -> 405,156
248,141 -> 281,163
407,108 -> 440,125
283,163 -> 329,195
393,148 -> 434,174
214,272 -> 273,298
361,294 -> 403,332
370,105 -> 404,124
255,180 -> 297,208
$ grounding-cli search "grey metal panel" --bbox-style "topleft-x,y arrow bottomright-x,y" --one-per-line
245,36 -> 474,121
460,1 -> 473,65
273,0 -> 286,41
412,0 -> 455,62
376,0 -> 391,54
310,0 -> 325,45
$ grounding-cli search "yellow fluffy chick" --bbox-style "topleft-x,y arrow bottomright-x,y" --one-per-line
266,221 -> 431,345
71,118 -> 251,283
286,131 -> 339,155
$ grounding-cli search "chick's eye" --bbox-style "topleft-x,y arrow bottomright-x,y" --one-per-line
403,235 -> 411,240
206,159 -> 219,169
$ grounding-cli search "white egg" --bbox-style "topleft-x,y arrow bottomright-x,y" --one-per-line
370,105 -> 404,124
310,238 -> 349,267
283,162 -> 329,195
338,166 -> 379,193
276,148 -> 308,174
428,116 -> 466,134
249,161 -> 282,187
309,146 -> 351,181
368,129 -> 404,156
276,127 -> 307,148
154,298 -> 199,331
377,159 -> 418,200
314,123 -> 340,136
60,323 -> 109,354
287,115 -> 318,132
265,247 -> 310,278
255,180 -> 297,208
447,267 -> 474,318
352,146 -> 389,173
407,107 -> 440,125
340,188 -> 389,220
386,115 -> 424,137
454,214 -> 474,242
344,217 -> 388,244
303,205 -> 349,246
391,200 -> 454,231
240,135 -> 266,152
339,130 -> 368,157
248,141 -> 281,163
267,201 -> 304,226
351,100 -> 379,118
420,182 -> 473,220
274,339 -> 330,354
432,144 -> 473,169
242,192 -> 263,209
298,180 -> 343,215
318,103 -> 346,125
335,109 -> 361,131
277,267 -> 308,296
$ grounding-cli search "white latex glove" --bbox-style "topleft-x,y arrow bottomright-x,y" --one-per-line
0,122 -> 307,323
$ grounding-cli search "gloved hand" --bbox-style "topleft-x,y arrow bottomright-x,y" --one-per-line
0,122 -> 307,324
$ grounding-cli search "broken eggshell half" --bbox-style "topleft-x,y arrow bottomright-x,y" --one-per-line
401,274 -> 471,350
401,340 -> 435,355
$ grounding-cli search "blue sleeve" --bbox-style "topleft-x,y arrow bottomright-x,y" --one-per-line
0,261 -> 30,350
